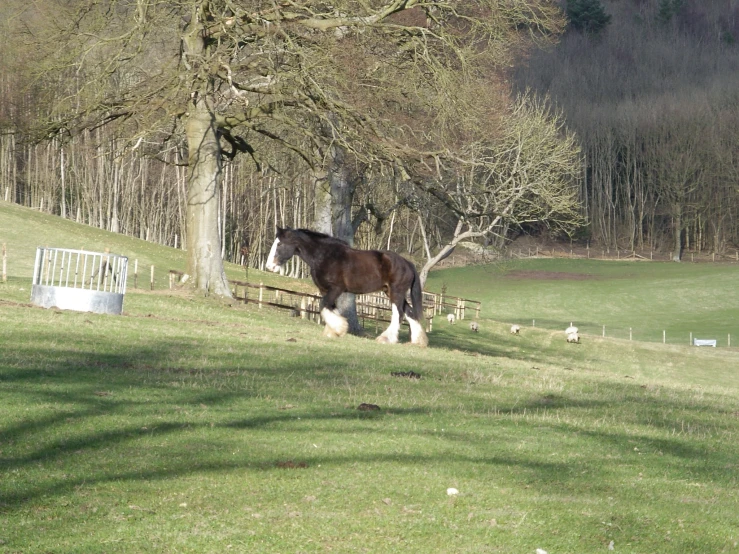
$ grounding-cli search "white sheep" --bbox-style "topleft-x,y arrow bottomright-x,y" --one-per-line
565,324 -> 580,343
510,324 -> 521,335
469,321 -> 479,332
447,313 -> 456,324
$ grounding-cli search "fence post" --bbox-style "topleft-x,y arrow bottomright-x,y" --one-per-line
169,272 -> 174,289
134,259 -> 138,288
300,296 -> 307,319
729,334 -> 731,347
259,282 -> 264,309
663,330 -> 666,344
602,325 -> 605,338
629,328 -> 632,341
2,243 -> 6,283
690,332 -> 692,346
475,302 -> 480,319
150,265 -> 154,290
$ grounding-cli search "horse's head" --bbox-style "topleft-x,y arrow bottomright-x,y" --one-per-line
265,227 -> 297,273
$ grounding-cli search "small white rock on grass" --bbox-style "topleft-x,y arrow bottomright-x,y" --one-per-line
446,487 -> 459,496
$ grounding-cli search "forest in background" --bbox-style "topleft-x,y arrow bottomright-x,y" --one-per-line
516,0 -> 739,258
1,0 -> 738,272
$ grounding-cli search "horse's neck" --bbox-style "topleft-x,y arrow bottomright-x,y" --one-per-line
293,235 -> 323,268
295,234 -> 343,269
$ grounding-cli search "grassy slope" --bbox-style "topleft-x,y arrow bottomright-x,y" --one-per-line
2,201 -> 739,553
0,200 -> 302,291
427,258 -> 739,345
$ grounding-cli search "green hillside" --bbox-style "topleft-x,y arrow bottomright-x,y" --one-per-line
2,201 -> 739,553
427,258 -> 739,345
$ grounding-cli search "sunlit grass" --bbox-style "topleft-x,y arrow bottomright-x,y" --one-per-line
427,257 -> 739,345
2,202 -> 739,552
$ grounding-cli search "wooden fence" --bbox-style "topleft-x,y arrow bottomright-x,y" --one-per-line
166,270 -> 481,332
222,278 -> 481,333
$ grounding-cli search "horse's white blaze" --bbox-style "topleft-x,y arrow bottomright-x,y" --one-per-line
265,237 -> 281,272
407,316 -> 428,347
321,308 -> 349,337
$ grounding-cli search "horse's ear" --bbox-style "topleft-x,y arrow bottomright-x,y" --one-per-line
275,226 -> 284,237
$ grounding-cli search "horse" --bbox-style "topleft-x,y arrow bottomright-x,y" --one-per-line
266,227 -> 428,347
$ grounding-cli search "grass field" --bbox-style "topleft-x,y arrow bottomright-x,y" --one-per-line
2,201 -> 739,553
426,258 -> 739,346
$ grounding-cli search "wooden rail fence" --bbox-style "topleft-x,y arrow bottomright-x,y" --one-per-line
167,270 -> 481,333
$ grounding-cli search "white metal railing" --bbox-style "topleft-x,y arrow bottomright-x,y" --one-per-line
32,247 -> 128,295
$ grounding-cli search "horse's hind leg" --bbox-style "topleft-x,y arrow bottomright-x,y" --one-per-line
376,301 -> 401,344
320,290 -> 349,338
404,304 -> 429,347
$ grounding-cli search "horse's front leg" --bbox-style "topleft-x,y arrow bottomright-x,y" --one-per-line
319,290 -> 349,338
376,302 -> 402,344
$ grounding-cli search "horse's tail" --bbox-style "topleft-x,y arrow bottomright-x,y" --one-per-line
409,264 -> 424,322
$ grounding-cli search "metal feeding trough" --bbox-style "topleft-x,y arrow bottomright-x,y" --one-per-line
31,247 -> 128,315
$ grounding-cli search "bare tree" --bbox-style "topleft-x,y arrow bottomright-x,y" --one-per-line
411,93 -> 583,284
12,0 -> 566,297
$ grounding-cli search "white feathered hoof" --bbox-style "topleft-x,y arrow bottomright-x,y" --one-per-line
321,308 -> 349,337
412,330 -> 429,347
323,325 -> 339,338
376,332 -> 399,345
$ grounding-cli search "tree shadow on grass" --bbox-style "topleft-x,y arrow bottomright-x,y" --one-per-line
2,337 -> 738,513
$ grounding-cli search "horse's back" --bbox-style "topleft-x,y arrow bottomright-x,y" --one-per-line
341,249 -> 385,293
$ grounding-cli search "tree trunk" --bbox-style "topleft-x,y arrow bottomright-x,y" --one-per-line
181,13 -> 231,298
184,101 -> 232,297
313,141 -> 362,335
672,209 -> 682,262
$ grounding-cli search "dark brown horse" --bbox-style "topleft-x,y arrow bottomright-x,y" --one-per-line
266,227 -> 428,346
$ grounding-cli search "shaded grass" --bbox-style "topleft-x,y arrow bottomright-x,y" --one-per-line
2,287 -> 739,553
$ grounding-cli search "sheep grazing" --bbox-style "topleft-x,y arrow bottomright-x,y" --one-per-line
469,321 -> 479,332
565,325 -> 580,343
447,313 -> 456,324
510,324 -> 521,335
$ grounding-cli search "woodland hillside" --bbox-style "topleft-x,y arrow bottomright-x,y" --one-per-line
515,0 -> 739,258
0,0 -> 737,275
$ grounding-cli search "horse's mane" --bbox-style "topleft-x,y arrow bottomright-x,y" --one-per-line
292,228 -> 350,246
